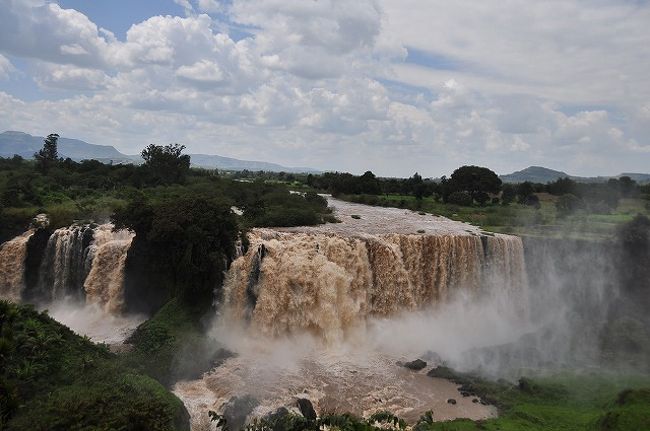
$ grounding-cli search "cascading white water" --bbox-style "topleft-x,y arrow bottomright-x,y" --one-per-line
37,225 -> 94,301
175,207 -> 529,430
0,231 -> 34,302
0,223 -> 141,343
221,230 -> 528,343
83,225 -> 134,314
31,223 -> 133,310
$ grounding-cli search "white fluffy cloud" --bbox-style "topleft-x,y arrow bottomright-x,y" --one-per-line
0,0 -> 112,68
0,54 -> 13,79
0,0 -> 648,176
33,64 -> 109,90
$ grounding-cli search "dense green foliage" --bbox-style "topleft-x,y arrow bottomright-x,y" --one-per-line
0,301 -> 189,430
141,143 -> 191,185
442,165 -> 502,204
33,133 -> 60,174
113,195 -> 239,313
120,299 -> 222,387
0,139 -> 332,243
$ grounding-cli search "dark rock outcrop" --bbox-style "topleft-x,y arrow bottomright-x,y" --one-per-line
297,398 -> 317,421
22,228 -> 51,303
222,395 -> 259,431
401,359 -> 427,371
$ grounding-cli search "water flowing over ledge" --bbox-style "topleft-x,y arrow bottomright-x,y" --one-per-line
176,198 -> 529,429
223,228 -> 528,344
0,231 -> 34,303
0,223 -> 140,343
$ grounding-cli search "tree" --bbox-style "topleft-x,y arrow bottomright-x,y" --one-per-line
141,143 -> 191,185
547,177 -> 576,196
609,176 -> 637,198
447,190 -> 473,206
501,183 -> 516,205
407,172 -> 426,201
523,194 -> 541,209
516,182 -> 535,204
359,171 -> 381,195
112,195 -> 238,312
555,193 -> 582,218
444,166 -> 502,204
34,133 -> 60,173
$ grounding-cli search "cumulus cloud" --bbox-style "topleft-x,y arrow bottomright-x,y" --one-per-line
0,54 -> 14,79
197,0 -> 223,13
0,0 -> 111,68
32,63 -> 109,90
0,0 -> 648,176
381,0 -> 650,105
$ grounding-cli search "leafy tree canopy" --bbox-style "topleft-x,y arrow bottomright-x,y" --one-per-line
34,133 -> 60,174
141,143 -> 191,185
445,165 -> 502,203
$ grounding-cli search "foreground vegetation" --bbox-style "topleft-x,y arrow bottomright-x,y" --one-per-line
0,301 -> 189,430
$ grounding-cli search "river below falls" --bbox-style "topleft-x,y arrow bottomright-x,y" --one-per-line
173,348 -> 496,430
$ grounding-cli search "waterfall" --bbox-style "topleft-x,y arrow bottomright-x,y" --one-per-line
221,229 -> 529,344
177,228 -> 527,428
37,225 -> 95,302
1,224 -> 133,315
83,225 -> 134,313
0,231 -> 34,302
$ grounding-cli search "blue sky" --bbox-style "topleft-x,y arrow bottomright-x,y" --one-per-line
0,0 -> 648,176
58,0 -> 186,39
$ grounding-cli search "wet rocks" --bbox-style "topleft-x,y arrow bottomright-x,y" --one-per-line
297,398 -> 317,420
426,366 -> 455,379
400,359 -> 427,371
263,407 -> 290,422
222,395 -> 259,431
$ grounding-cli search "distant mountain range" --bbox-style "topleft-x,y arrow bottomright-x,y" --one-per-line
500,166 -> 650,184
0,131 -> 318,173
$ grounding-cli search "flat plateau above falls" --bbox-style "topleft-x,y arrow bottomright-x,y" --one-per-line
276,196 -> 485,236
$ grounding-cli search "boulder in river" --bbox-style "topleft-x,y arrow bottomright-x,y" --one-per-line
222,395 -> 259,431
297,398 -> 317,420
263,407 -> 290,422
401,359 -> 427,371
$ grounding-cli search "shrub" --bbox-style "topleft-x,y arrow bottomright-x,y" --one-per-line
0,301 -> 189,430
556,193 -> 582,218
447,191 -> 473,206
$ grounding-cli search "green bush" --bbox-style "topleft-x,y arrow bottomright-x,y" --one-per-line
0,301 -> 189,430
447,191 -> 473,206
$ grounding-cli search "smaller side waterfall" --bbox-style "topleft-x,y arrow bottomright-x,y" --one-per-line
83,225 -> 134,313
0,231 -> 34,302
1,223 -> 134,315
37,225 -> 95,302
